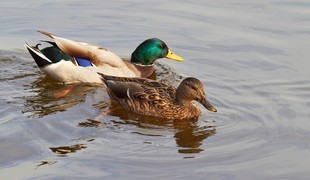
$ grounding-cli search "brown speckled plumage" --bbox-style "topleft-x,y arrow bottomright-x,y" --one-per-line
99,73 -> 217,120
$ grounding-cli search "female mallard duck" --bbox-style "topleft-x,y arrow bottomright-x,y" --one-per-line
99,73 -> 217,120
25,31 -> 184,84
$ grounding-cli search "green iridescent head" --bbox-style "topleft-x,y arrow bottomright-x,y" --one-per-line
130,38 -> 184,65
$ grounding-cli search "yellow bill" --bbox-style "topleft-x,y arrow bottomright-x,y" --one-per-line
165,49 -> 184,62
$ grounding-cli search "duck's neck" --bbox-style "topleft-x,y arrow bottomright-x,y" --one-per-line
175,91 -> 194,108
175,89 -> 201,114
131,56 -> 155,65
133,63 -> 155,78
175,98 -> 201,119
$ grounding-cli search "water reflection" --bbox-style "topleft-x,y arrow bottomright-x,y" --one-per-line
36,161 -> 57,169
78,119 -> 104,128
22,76 -> 97,118
50,144 -> 87,156
81,102 -> 216,155
175,123 -> 216,154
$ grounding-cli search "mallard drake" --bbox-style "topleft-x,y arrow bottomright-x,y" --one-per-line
25,31 -> 184,84
99,73 -> 217,120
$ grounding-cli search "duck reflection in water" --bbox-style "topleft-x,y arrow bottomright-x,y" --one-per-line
80,93 -> 216,155
22,75 -> 96,118
116,107 -> 216,154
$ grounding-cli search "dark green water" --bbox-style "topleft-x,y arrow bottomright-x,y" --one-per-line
1,1 -> 310,179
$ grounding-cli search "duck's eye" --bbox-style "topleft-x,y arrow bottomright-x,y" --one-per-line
158,44 -> 166,49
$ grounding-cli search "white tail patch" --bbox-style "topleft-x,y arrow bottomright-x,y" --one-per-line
24,43 -> 52,63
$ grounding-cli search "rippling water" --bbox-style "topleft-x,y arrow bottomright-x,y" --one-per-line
1,0 -> 310,179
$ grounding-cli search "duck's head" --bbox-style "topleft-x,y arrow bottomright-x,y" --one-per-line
177,77 -> 217,112
131,38 -> 184,65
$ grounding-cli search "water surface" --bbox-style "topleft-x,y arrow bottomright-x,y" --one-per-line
1,0 -> 310,179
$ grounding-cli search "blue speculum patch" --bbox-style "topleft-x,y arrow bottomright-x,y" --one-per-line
75,57 -> 92,67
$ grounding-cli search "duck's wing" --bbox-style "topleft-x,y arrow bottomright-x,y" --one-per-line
99,73 -> 152,98
103,76 -> 163,110
101,74 -> 177,117
37,30 -> 126,68
99,73 -> 176,100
